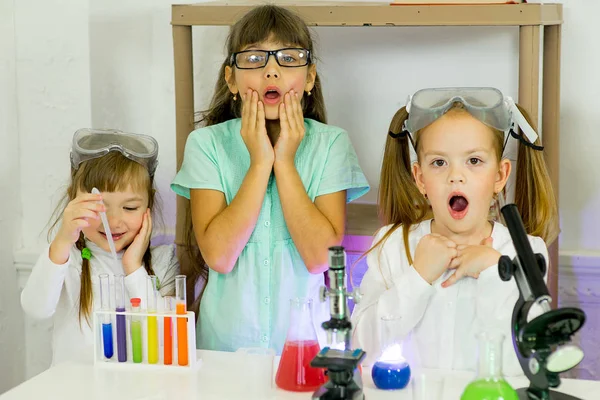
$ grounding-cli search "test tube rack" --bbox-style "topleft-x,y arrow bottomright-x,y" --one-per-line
92,308 -> 200,370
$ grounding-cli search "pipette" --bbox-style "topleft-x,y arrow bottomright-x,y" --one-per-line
91,187 -> 118,262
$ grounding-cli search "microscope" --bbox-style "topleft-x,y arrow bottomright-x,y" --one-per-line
311,246 -> 366,400
498,204 -> 586,400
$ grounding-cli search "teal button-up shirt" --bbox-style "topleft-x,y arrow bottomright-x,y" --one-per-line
171,118 -> 369,354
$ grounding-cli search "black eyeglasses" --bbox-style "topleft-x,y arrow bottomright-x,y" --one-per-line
230,48 -> 311,69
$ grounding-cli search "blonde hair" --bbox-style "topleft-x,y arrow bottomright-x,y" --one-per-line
49,152 -> 157,326
368,102 -> 558,265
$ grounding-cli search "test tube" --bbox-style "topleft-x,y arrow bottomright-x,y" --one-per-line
164,296 -> 174,365
99,274 -> 113,359
175,275 -> 188,366
147,276 -> 159,364
130,297 -> 143,363
115,274 -> 127,362
163,296 -> 174,365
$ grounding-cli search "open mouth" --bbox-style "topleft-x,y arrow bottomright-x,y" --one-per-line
100,232 -> 125,241
262,86 -> 282,105
448,193 -> 469,220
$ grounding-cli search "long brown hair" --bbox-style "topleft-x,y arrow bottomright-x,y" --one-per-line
185,4 -> 327,315
367,102 -> 558,267
196,4 -> 327,127
49,152 -> 157,326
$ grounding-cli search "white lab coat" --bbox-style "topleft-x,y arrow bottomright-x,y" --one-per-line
21,241 -> 179,365
351,219 -> 548,375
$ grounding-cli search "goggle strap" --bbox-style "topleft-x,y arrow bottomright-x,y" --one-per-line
509,129 -> 544,152
505,97 -> 539,144
405,94 -> 413,113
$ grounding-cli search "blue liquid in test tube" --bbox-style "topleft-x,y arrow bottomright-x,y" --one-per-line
102,323 -> 114,358
99,274 -> 113,359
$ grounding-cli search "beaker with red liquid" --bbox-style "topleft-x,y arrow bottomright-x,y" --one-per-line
275,298 -> 326,392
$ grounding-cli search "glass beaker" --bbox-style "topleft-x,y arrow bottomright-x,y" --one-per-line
371,315 -> 411,390
275,298 -> 326,392
461,332 -> 519,400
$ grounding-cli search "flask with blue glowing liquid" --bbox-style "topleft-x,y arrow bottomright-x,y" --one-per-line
371,315 -> 411,390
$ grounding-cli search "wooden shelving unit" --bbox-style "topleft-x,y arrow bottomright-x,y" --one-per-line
172,1 -> 563,302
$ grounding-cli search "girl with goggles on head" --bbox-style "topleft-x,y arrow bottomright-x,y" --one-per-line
21,129 -> 179,365
351,87 -> 558,374
171,5 -> 369,354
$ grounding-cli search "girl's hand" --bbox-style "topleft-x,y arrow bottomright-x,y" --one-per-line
122,209 -> 152,275
441,237 -> 500,288
240,89 -> 274,168
275,90 -> 305,165
49,193 -> 105,264
413,233 -> 458,284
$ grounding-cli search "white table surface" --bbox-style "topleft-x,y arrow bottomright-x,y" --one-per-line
1,349 -> 597,400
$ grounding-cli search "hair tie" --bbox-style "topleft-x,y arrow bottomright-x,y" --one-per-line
509,129 -> 544,151
81,247 -> 92,260
388,129 -> 417,150
388,130 -> 408,139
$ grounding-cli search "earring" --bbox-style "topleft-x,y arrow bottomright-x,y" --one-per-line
307,91 -> 312,96
232,93 -> 237,101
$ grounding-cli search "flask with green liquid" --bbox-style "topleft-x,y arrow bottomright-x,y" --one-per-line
461,332 -> 519,400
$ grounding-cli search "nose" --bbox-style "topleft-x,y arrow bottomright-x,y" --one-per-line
448,165 -> 466,184
263,56 -> 280,79
106,209 -> 122,227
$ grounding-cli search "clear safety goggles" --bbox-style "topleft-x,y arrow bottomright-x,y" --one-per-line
398,87 -> 539,147
70,128 -> 159,176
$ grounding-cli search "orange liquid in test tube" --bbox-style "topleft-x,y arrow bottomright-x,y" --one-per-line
176,303 -> 188,366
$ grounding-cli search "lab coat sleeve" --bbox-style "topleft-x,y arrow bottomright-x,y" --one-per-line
21,245 -> 70,320
474,236 -> 549,376
124,245 -> 180,310
351,227 -> 436,366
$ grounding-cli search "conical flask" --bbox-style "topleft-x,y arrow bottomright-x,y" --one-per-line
372,315 -> 411,390
275,297 -> 326,392
461,332 -> 519,400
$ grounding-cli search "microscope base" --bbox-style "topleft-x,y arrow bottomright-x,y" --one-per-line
311,385 -> 364,400
517,387 -> 583,400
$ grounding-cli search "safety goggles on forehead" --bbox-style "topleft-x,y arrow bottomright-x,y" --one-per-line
70,128 -> 159,176
393,87 -> 541,150
230,48 -> 311,70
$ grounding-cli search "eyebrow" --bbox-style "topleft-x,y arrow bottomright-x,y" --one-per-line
242,44 -> 293,51
423,147 -> 491,157
123,196 -> 144,202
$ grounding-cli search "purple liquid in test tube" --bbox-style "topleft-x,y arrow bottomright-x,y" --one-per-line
115,274 -> 127,362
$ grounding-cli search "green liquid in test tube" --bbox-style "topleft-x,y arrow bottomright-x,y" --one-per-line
130,297 -> 143,363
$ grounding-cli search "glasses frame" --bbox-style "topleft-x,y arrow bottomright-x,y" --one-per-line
230,47 -> 311,70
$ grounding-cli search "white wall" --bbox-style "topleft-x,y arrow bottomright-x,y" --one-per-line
16,0 -> 92,252
16,0 -> 600,255
0,0 -> 25,392
3,0 -> 600,392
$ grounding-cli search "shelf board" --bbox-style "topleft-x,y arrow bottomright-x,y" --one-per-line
347,202 -> 380,237
172,2 -> 562,27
